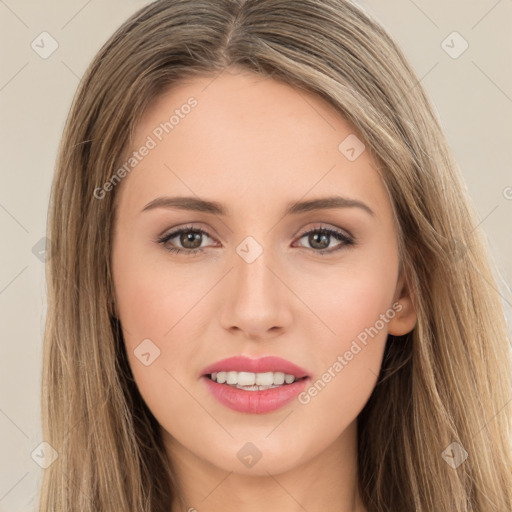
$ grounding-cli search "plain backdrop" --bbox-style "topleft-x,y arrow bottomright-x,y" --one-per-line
0,0 -> 511,510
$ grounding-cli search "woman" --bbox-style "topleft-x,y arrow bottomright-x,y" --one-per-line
40,0 -> 512,510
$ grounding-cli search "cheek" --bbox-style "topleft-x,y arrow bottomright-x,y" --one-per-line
113,244 -> 209,340
294,294 -> 392,449
332,276 -> 395,346
293,252 -> 397,415
110,232 -> 399,474
113,263 -> 201,426
302,256 -> 398,350
112,248 -> 212,405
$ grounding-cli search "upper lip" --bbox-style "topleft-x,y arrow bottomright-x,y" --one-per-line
201,356 -> 311,379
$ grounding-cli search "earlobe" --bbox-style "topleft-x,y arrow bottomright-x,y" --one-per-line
388,272 -> 417,336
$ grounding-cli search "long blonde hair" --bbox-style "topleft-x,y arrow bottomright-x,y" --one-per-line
41,0 -> 512,510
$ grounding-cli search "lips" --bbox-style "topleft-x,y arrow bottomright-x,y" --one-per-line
201,355 -> 311,379
200,356 -> 312,413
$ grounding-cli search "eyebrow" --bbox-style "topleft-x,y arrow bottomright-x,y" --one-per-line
141,195 -> 375,217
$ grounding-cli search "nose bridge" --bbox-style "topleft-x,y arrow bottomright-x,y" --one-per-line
234,238 -> 279,303
219,235 -> 292,335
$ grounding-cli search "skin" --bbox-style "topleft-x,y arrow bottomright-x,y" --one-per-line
111,66 -> 417,512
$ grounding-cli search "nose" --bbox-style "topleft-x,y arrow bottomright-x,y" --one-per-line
219,246 -> 293,340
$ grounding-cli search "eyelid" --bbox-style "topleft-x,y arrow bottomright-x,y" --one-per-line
155,222 -> 355,255
155,224 -> 216,245
156,222 -> 352,241
294,224 -> 355,252
299,223 -> 354,241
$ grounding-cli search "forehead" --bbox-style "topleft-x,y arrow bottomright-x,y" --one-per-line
115,69 -> 389,220
135,69 -> 356,160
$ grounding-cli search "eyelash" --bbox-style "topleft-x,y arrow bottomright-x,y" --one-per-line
155,224 -> 355,257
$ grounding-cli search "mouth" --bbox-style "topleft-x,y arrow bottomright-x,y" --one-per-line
200,355 -> 311,412
205,371 -> 308,391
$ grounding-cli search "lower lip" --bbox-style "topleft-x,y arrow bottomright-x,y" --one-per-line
201,376 -> 310,414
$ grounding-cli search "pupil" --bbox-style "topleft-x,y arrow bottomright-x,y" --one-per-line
311,232 -> 329,249
182,231 -> 201,249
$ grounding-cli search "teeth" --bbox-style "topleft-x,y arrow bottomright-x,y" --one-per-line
227,371 -> 238,385
209,371 -> 299,387
273,372 -> 285,385
284,374 -> 295,384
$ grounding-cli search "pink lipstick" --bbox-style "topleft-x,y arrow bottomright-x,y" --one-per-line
201,355 -> 311,414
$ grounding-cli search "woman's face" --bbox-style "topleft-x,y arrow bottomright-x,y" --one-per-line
111,67 -> 416,478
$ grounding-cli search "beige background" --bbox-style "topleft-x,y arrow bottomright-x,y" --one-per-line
0,0 -> 511,509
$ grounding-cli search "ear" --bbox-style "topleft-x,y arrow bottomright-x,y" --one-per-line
388,271 -> 417,336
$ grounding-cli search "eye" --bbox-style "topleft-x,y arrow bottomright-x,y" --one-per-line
294,225 -> 355,254
156,225 -> 216,256
155,224 -> 355,256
